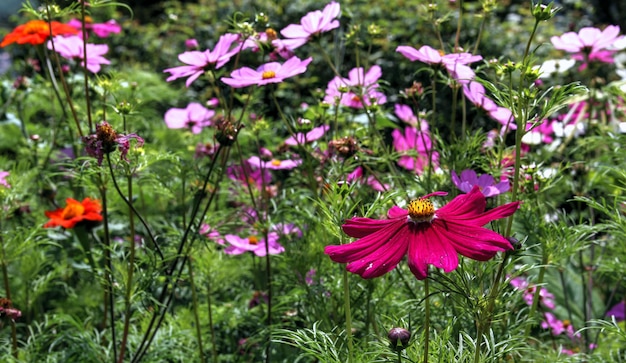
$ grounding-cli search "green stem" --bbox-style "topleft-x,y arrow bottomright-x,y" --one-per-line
207,276 -> 218,363
188,257 -> 206,363
343,264 -> 354,363
423,278 -> 430,363
80,1 -> 93,132
523,253 -> 548,338
0,226 -> 18,358
99,171 -> 117,361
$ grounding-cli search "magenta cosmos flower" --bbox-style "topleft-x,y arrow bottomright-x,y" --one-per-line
164,102 -> 214,134
397,45 -> 482,83
551,25 -> 625,66
324,65 -> 387,108
47,35 -> 110,73
164,33 -> 240,87
221,56 -> 312,88
67,18 -> 122,38
324,186 -> 520,279
451,169 -> 510,197
277,1 -> 340,50
223,232 -> 284,256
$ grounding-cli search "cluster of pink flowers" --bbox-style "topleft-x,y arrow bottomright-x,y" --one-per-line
551,25 -> 626,70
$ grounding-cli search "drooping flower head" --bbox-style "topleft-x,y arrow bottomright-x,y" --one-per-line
221,56 -> 313,88
44,197 -> 103,229
324,65 -> 387,108
551,25 -> 625,68
1,20 -> 78,47
277,1 -> 341,50
83,121 -> 144,165
47,35 -> 110,73
164,33 -> 241,87
451,169 -> 510,197
325,186 -> 520,279
463,81 -> 515,130
397,45 -> 482,84
164,102 -> 214,134
67,18 -> 122,38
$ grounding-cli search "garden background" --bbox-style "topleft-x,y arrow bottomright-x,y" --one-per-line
1,0 -> 626,362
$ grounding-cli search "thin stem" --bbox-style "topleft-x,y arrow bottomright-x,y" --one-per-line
264,226 -> 272,363
523,252 -> 548,338
0,227 -> 18,358
207,275 -> 218,363
454,0 -> 464,51
472,12 -> 488,54
188,257 -> 206,363
343,267 -> 354,363
423,278 -> 430,363
80,1 -> 93,132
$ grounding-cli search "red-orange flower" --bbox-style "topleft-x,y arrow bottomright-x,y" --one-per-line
1,20 -> 78,47
44,197 -> 103,229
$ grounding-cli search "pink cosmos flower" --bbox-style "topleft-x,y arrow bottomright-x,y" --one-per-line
463,81 -> 515,130
164,102 -> 214,134
392,125 -> 439,174
247,155 -> 302,170
551,25 -> 625,67
47,35 -> 110,73
227,161 -> 272,191
67,18 -> 122,38
223,232 -> 284,256
451,169 -> 510,197
277,1 -> 340,50
541,312 -> 576,337
397,45 -> 482,83
522,120 -> 555,145
345,166 -> 389,192
394,104 -> 428,130
199,223 -> 225,245
0,171 -> 9,188
164,33 -> 241,87
285,124 -> 329,146
509,276 -> 556,309
324,186 -> 520,280
324,65 -> 387,108
221,56 -> 312,88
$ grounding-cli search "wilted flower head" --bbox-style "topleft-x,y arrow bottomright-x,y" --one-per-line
43,197 -> 103,229
83,121 -> 144,165
325,186 -> 520,279
388,327 -> 411,351
277,1 -> 341,50
451,169 -> 510,197
221,56 -> 313,88
324,65 -> 387,108
0,298 -> 21,320
164,102 -> 214,134
47,35 -> 110,73
1,20 -> 78,47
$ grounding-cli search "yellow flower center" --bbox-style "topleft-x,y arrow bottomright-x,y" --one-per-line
438,49 -> 446,57
262,70 -> 276,79
24,20 -> 49,35
407,199 -> 435,222
265,28 -> 278,41
84,15 -> 94,24
248,236 -> 259,245
271,159 -> 281,166
62,202 -> 85,220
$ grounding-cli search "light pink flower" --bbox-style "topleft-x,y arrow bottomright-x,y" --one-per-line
509,276 -> 556,309
164,33 -> 241,87
551,25 -> 624,67
324,65 -> 387,108
397,45 -> 482,83
221,56 -> 313,88
392,125 -> 439,174
67,18 -> 122,38
394,104 -> 428,130
285,124 -> 329,146
277,1 -> 340,50
325,186 -> 520,279
463,81 -> 516,130
0,171 -> 10,188
223,232 -> 284,256
164,102 -> 214,134
247,156 -> 302,170
345,166 -> 389,192
47,35 -> 110,73
451,169 -> 510,197
227,161 -> 272,190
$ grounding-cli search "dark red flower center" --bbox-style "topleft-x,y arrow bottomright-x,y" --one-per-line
407,199 -> 435,222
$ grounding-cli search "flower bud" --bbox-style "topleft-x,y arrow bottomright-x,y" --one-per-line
387,327 -> 411,351
532,2 -> 558,22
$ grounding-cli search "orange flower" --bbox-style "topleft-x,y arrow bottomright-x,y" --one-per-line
44,197 -> 103,229
1,20 -> 78,47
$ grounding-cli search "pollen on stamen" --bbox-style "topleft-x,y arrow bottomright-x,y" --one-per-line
261,70 -> 276,79
407,199 -> 435,222
248,236 -> 259,245
270,159 -> 281,166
